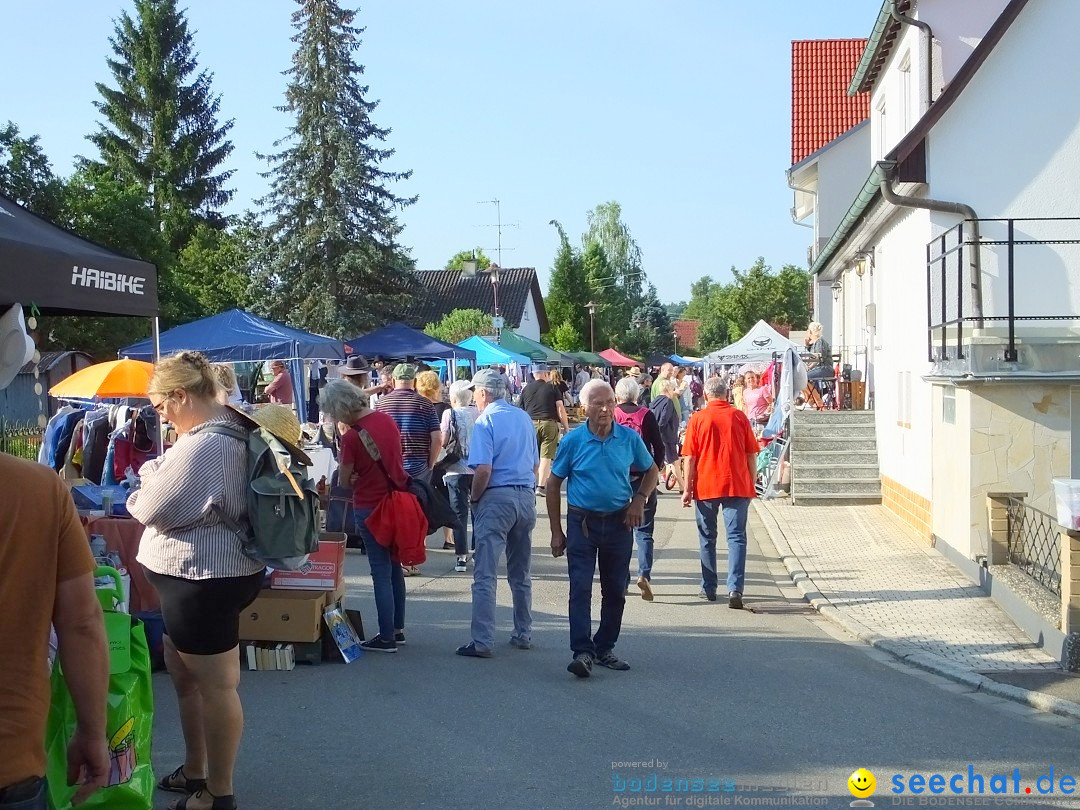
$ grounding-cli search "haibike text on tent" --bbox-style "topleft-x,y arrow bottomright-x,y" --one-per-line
70,266 -> 145,295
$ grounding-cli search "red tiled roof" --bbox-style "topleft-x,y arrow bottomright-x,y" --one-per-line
791,39 -> 871,166
673,320 -> 699,350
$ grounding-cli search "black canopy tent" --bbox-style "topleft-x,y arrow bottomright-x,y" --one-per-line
0,192 -> 159,318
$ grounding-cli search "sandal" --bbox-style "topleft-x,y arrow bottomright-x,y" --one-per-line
158,765 -> 207,795
169,787 -> 237,810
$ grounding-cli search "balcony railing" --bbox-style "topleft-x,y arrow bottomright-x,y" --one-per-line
1005,496 -> 1061,597
926,218 -> 1080,377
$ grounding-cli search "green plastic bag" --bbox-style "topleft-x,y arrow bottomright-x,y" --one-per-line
45,567 -> 155,810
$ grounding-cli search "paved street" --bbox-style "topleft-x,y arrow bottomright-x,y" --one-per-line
151,493 -> 1080,809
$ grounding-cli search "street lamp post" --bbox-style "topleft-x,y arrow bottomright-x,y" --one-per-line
585,301 -> 598,352
673,329 -> 679,357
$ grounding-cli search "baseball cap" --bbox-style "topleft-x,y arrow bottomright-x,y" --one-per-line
470,368 -> 504,392
392,363 -> 417,381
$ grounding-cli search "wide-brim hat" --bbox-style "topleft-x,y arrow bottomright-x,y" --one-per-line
627,367 -> 642,378
339,355 -> 372,376
0,304 -> 35,391
228,403 -> 312,466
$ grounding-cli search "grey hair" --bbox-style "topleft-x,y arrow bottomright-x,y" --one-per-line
614,377 -> 640,404
319,378 -> 369,420
660,378 -> 677,394
449,380 -> 474,408
704,377 -> 728,400
579,379 -> 614,408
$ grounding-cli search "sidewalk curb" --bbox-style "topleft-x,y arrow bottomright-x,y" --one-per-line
752,501 -> 1080,723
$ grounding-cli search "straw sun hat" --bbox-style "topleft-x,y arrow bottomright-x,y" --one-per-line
228,403 -> 312,465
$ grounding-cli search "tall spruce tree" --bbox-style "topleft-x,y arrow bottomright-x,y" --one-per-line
87,0 -> 234,253
255,0 -> 416,337
544,220 -> 590,349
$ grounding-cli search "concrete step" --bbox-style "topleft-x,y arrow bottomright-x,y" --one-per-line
790,463 -> 879,480
793,410 -> 875,425
790,450 -> 879,465
793,478 -> 883,496
791,438 -> 878,452
792,423 -> 877,438
792,492 -> 883,506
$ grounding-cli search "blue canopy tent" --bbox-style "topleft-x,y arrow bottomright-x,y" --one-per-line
457,335 -> 529,367
343,322 -> 476,381
120,308 -> 347,419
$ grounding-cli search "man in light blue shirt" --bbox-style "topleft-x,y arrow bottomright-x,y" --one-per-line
455,368 -> 539,658
547,380 -> 659,678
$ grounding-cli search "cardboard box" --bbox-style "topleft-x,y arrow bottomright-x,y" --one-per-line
240,589 -> 328,643
269,534 -> 346,591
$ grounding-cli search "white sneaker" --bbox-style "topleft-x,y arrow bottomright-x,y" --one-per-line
454,557 -> 468,572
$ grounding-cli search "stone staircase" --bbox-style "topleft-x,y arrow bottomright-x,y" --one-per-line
790,410 -> 881,504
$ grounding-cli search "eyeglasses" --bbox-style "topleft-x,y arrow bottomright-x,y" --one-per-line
149,394 -> 171,414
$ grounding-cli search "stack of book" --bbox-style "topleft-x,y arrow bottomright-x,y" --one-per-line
245,643 -> 296,671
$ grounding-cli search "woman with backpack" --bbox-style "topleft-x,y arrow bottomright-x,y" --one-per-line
614,377 -> 666,601
439,380 -> 478,572
130,351 -> 266,810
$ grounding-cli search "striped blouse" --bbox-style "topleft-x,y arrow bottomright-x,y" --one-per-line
131,413 -> 264,580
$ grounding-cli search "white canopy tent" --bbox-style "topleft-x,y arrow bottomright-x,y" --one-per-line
705,320 -> 803,365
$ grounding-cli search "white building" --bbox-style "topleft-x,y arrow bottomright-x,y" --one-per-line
792,0 -> 1080,577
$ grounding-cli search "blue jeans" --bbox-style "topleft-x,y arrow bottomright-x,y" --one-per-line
566,508 -> 633,656
694,497 -> 751,595
354,506 -> 406,640
625,488 -> 658,586
0,777 -> 46,809
470,486 -> 535,650
445,473 -> 473,555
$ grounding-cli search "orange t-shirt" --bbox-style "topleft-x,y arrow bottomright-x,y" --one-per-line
0,454 -> 95,786
681,399 -> 759,500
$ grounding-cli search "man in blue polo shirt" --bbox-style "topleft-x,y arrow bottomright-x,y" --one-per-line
455,368 -> 540,658
546,380 -> 659,678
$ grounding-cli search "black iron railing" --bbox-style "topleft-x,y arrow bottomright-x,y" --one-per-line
926,217 -> 1080,364
1005,497 -> 1061,596
0,419 -> 45,461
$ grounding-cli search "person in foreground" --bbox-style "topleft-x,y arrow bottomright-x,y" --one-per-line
0,457 -> 110,809
321,379 -> 410,653
130,351 -> 266,810
680,376 -> 758,609
456,369 -> 539,658
547,380 -> 659,678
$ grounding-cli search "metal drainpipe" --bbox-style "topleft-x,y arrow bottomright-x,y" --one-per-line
876,161 -> 984,320
889,0 -> 934,110
787,175 -> 816,229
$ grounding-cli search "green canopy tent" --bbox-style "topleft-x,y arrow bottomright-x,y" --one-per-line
491,330 -> 564,365
567,351 -> 610,367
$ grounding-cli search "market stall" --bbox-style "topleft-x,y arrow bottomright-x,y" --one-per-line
120,308 -> 347,421
343,321 -> 476,381
598,348 -> 642,368
704,320 -> 803,367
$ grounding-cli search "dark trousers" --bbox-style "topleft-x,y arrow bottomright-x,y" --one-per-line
445,473 -> 474,555
566,508 -> 633,656
0,777 -> 46,809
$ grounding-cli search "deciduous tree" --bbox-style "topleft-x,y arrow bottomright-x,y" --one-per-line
445,248 -> 492,271
424,309 -> 491,344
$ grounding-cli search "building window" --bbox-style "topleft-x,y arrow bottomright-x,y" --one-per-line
942,385 -> 955,425
899,54 -> 912,133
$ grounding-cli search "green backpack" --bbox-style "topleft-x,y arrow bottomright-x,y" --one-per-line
205,424 -> 320,570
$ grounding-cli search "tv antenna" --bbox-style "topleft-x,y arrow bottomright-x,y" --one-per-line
476,199 -> 519,266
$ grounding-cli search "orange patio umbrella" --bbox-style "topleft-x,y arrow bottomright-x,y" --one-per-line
49,358 -> 157,399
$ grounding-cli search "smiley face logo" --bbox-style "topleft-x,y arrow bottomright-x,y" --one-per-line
847,768 -> 876,798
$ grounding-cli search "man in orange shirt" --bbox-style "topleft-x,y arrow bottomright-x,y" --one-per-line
681,376 -> 758,609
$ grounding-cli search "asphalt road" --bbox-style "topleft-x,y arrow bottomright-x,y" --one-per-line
151,492 -> 1080,809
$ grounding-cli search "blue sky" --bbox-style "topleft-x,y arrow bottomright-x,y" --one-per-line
1,1 -> 874,303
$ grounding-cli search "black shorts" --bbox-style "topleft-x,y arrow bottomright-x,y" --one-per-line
146,570 -> 265,655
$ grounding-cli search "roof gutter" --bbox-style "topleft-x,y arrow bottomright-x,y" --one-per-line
810,163 -> 890,275
786,173 -> 816,229
876,160 -> 983,319
888,0 -> 934,110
